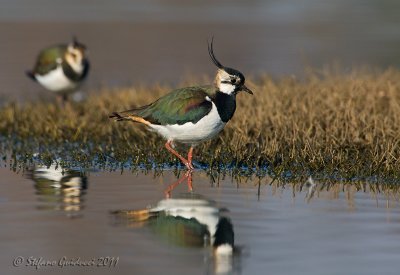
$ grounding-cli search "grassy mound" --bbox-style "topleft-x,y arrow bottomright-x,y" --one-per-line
1,68 -> 400,180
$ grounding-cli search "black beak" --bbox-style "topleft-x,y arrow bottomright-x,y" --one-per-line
241,85 -> 253,95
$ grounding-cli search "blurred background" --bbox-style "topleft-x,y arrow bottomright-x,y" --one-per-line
0,0 -> 399,101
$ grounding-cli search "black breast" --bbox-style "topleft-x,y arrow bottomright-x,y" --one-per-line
214,92 -> 236,123
62,59 -> 90,82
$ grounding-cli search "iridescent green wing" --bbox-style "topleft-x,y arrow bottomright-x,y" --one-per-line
150,214 -> 209,247
137,86 -> 216,125
33,45 -> 66,75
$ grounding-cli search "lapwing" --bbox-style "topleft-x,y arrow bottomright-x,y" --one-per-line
110,39 -> 253,170
112,193 -> 235,256
26,37 -> 90,105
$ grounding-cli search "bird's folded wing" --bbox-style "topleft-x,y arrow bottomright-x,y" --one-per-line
33,47 -> 65,75
130,86 -> 214,125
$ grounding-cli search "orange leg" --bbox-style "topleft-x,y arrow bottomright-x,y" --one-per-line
56,94 -> 64,108
186,171 -> 193,192
187,147 -> 194,169
56,93 -> 69,108
164,172 -> 189,198
165,141 -> 194,170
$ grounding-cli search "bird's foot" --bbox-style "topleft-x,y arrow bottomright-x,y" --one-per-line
184,162 -> 194,171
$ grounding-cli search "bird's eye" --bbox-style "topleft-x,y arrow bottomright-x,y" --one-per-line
231,78 -> 238,84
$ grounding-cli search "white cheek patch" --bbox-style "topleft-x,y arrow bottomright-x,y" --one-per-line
218,83 -> 235,95
66,48 -> 84,74
216,71 -> 236,94
215,244 -> 233,255
66,55 -> 84,74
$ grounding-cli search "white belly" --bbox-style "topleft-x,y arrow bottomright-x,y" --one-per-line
153,198 -> 220,243
35,66 -> 77,92
150,102 -> 225,144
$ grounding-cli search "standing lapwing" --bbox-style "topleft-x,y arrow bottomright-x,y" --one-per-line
26,37 -> 90,105
110,38 -> 253,170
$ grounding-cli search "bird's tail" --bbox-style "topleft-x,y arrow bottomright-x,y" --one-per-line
109,112 -> 151,125
25,70 -> 37,82
111,208 -> 157,222
109,112 -> 129,121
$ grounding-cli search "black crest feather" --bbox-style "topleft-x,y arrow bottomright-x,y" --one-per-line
208,37 -> 223,69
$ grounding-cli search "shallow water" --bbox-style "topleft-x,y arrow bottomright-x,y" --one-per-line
1,166 -> 400,275
1,0 -> 400,101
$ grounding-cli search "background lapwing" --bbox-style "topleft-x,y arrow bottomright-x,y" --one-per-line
112,193 -> 235,256
110,39 -> 253,170
26,37 -> 90,105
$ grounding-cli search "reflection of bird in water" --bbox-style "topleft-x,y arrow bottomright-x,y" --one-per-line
304,176 -> 317,203
164,170 -> 194,198
27,165 -> 88,217
112,193 -> 235,255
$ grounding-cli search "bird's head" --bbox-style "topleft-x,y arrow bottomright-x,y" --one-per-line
208,38 -> 253,96
65,37 -> 87,72
213,216 -> 234,256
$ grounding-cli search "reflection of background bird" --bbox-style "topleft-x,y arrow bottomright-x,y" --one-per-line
304,176 -> 318,203
26,37 -> 90,105
110,39 -> 252,170
112,193 -> 234,255
27,165 -> 88,217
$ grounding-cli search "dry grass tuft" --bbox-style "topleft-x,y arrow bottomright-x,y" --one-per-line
1,68 -> 400,180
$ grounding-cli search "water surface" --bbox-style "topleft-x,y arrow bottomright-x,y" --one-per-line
1,167 -> 400,274
1,0 -> 399,101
